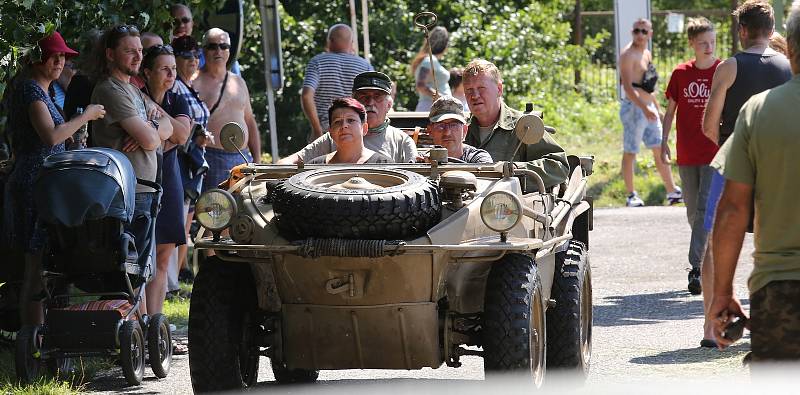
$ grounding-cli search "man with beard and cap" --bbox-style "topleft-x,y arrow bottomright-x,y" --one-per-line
279,71 -> 417,164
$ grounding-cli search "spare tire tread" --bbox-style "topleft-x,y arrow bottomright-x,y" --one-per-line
272,169 -> 440,240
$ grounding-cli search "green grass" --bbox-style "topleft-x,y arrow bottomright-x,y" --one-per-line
163,283 -> 192,330
0,345 -> 111,395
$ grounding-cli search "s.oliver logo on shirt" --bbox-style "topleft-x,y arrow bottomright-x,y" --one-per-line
683,80 -> 710,106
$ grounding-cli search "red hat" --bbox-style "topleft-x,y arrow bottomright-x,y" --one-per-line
38,32 -> 79,61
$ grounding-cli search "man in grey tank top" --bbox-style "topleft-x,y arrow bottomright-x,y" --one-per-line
701,0 -> 791,348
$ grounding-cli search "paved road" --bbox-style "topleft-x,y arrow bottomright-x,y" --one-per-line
86,206 -> 756,394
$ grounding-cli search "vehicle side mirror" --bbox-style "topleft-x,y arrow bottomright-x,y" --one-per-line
220,122 -> 247,153
514,114 -> 545,145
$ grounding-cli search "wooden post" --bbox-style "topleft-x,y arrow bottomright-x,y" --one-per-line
574,0 -> 583,87
731,0 -> 739,56
349,0 -> 359,54
361,0 -> 370,63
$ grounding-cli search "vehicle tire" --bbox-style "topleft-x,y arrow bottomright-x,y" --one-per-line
546,241 -> 592,376
147,313 -> 172,378
189,256 -> 259,392
271,168 -> 440,240
119,320 -> 145,386
271,361 -> 319,384
15,325 -> 43,383
482,254 -> 546,387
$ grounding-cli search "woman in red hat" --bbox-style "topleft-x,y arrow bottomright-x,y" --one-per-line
2,31 -> 106,326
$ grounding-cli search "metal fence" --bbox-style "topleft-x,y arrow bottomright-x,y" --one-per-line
574,9 -> 735,101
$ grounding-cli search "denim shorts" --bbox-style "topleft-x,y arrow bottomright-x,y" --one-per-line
620,99 -> 662,154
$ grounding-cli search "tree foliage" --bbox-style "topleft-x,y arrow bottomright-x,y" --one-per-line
1,1 -> 606,156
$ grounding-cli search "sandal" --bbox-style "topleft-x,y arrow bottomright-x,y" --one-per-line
173,341 -> 189,355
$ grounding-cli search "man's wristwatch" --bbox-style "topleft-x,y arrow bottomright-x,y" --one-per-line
150,119 -> 159,130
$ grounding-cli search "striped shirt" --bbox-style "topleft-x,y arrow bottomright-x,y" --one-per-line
303,52 -> 372,130
172,78 -> 210,130
461,144 -> 493,163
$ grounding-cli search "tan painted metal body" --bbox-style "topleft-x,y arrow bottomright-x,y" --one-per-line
197,160 -> 592,370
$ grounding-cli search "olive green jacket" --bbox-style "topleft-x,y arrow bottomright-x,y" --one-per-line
464,101 -> 569,188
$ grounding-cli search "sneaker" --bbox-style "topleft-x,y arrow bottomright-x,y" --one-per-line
626,192 -> 645,207
667,188 -> 683,205
688,268 -> 702,295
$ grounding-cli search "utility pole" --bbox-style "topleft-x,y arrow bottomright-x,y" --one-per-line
574,0 -> 583,87
731,0 -> 739,56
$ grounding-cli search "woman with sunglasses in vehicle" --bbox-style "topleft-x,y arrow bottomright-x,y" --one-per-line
3,32 -> 105,327
139,44 -> 191,332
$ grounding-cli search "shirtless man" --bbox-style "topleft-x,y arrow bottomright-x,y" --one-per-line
193,28 -> 261,192
618,18 -> 681,207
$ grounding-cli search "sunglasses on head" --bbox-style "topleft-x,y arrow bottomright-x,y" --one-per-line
113,25 -> 139,34
633,28 -> 650,35
204,42 -> 231,51
176,50 -> 198,59
144,44 -> 174,57
173,16 -> 192,26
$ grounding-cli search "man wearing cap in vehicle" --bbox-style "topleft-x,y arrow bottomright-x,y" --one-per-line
427,95 -> 492,163
462,59 -> 569,188
279,71 -> 417,164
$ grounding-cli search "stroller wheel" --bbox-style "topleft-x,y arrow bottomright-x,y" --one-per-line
119,320 -> 145,386
15,325 -> 44,383
147,313 -> 172,378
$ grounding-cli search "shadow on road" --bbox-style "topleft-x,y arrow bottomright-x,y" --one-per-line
594,290 -> 750,327
629,340 -> 751,365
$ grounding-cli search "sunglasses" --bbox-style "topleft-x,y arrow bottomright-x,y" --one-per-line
113,24 -> 140,34
632,28 -> 650,35
144,44 -> 174,57
204,42 -> 231,51
176,50 -> 198,59
173,16 -> 192,27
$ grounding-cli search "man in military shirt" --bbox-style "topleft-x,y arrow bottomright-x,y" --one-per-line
462,59 -> 569,188
279,71 -> 417,164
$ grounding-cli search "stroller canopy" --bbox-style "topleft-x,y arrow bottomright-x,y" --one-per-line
35,148 -> 137,227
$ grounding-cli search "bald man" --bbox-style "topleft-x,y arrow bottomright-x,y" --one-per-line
194,28 -> 261,191
302,24 -> 373,139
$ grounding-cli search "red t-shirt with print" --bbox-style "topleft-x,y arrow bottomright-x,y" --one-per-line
665,59 -> 721,165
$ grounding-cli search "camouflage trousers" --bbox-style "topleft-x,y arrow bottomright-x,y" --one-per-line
750,280 -> 800,362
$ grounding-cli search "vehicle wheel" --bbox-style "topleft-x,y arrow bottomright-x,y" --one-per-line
15,325 -> 43,383
271,168 -> 440,240
189,256 -> 259,392
547,241 -> 592,376
147,313 -> 172,378
482,254 -> 546,387
119,320 -> 145,386
271,361 -> 319,384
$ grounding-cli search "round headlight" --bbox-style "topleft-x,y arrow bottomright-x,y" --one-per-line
480,191 -> 522,233
195,189 -> 237,231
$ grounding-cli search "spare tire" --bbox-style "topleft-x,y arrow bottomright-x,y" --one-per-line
271,168 -> 440,240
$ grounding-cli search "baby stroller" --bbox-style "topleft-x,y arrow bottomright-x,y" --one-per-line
15,148 -> 171,386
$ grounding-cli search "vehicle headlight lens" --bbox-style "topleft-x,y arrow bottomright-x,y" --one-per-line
195,189 -> 237,231
480,191 -> 522,233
